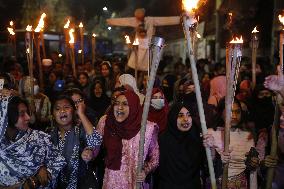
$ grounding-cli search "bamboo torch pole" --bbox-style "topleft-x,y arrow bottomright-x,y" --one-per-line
79,22 -> 84,64
133,38 -> 139,84
265,97 -> 279,189
181,1 -> 217,188
279,14 -> 284,73
135,37 -> 165,189
40,31 -> 46,59
92,33 -> 97,68
25,25 -> 34,104
34,32 -> 44,89
64,19 -> 70,66
222,37 -> 243,189
34,13 -> 46,89
251,27 -> 259,89
69,28 -> 76,78
222,43 -> 233,189
265,14 -> 284,189
7,21 -> 16,57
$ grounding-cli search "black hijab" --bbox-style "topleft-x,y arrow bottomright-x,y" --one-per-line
158,102 -> 203,189
89,80 -> 111,118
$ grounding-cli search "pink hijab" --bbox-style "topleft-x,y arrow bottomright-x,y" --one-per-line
208,75 -> 226,106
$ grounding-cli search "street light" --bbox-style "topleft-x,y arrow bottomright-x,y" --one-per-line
108,26 -> 111,30
103,7 -> 108,11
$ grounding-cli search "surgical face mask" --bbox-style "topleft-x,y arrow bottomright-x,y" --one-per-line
151,99 -> 165,110
34,85 -> 40,95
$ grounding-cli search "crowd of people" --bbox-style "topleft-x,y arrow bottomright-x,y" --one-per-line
0,54 -> 283,189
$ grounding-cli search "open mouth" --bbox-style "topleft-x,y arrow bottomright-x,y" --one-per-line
116,111 -> 125,116
59,114 -> 68,121
181,123 -> 191,129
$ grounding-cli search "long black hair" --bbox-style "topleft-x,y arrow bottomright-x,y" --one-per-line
214,97 -> 248,129
8,96 -> 30,128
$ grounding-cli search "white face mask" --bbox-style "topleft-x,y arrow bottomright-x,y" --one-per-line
151,99 -> 165,110
34,85 -> 40,95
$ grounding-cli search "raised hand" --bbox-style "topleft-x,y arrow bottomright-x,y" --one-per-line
264,65 -> 284,95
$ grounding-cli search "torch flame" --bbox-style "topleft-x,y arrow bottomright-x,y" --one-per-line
64,19 -> 70,29
26,25 -> 32,31
132,38 -> 139,45
125,35 -> 131,44
92,33 -> 97,38
79,22 -> 83,28
182,0 -> 199,12
69,28 -> 75,44
10,21 -> 13,26
252,26 -> 259,33
78,49 -> 82,53
230,36 -> 243,44
34,13 -> 46,32
7,27 -> 15,35
279,15 -> 284,26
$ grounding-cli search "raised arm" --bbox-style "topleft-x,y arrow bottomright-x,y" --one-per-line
106,17 -> 137,27
151,16 -> 180,26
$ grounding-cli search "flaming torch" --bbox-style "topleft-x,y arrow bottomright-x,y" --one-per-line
181,1 -> 216,188
136,37 -> 165,189
64,19 -> 70,66
223,36 -> 243,189
251,27 -> 259,89
35,13 -> 47,59
124,35 -> 132,59
25,25 -> 34,101
92,33 -> 97,68
69,28 -> 76,78
7,21 -> 16,56
34,13 -> 46,89
79,22 -> 84,64
132,38 -> 139,82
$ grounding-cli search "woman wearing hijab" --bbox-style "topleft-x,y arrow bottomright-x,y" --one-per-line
96,90 -> 159,189
161,74 -> 176,104
89,80 -> 111,119
0,94 -> 65,188
148,88 -> 169,134
100,61 -> 115,97
117,74 -> 145,105
158,102 -> 214,189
